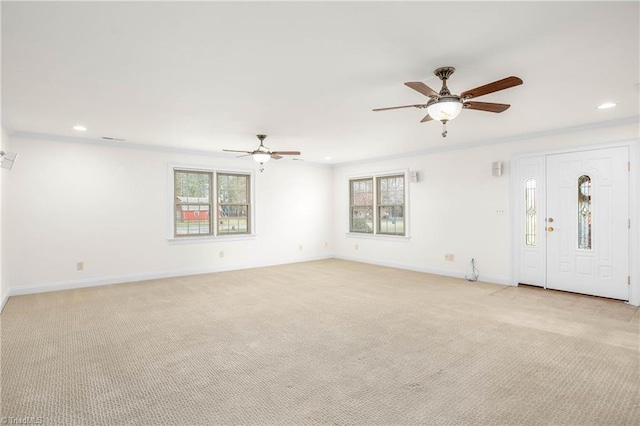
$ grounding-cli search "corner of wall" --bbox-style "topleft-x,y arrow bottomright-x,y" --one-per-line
0,294 -> 8,314
0,125 -> 15,312
0,126 -> 6,311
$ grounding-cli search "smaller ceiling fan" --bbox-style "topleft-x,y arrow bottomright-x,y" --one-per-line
223,134 -> 301,172
374,67 -> 523,137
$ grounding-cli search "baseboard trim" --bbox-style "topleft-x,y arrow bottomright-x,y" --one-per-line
8,255 -> 333,297
6,254 -> 511,299
334,255 -> 512,286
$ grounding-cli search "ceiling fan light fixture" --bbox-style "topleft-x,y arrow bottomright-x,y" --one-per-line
427,96 -> 463,122
252,152 -> 271,163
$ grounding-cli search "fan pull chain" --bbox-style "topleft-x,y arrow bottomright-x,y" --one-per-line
441,121 -> 448,138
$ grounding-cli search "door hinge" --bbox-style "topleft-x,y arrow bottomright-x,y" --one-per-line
628,162 -> 631,171
629,276 -> 631,285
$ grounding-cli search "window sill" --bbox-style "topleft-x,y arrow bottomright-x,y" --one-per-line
167,234 -> 257,244
345,233 -> 410,241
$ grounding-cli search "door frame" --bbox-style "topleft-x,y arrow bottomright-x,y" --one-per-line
510,140 -> 639,306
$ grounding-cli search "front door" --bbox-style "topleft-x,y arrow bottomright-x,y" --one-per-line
545,147 -> 629,300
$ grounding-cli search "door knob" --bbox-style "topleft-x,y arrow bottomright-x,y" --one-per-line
548,217 -> 554,223
547,227 -> 554,232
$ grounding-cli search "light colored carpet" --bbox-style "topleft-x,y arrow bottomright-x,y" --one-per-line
1,259 -> 639,425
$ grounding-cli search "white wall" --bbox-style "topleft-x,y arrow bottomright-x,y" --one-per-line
332,120 -> 640,287
4,135 -> 332,294
3,119 -> 638,304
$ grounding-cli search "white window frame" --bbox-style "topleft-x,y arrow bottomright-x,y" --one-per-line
346,169 -> 410,240
168,164 -> 255,242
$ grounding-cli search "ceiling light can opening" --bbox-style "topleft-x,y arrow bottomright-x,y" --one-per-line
73,125 -> 87,131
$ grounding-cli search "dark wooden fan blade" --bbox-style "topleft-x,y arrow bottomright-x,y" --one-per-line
460,76 -> 523,100
420,114 -> 433,123
464,101 -> 511,113
404,82 -> 439,98
223,149 -> 252,154
271,151 -> 301,156
373,104 -> 427,112
271,154 -> 283,160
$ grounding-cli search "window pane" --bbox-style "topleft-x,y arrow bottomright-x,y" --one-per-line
351,178 -> 373,206
350,207 -> 373,233
218,174 -> 249,204
174,170 -> 213,237
525,178 -> 537,246
175,170 -> 210,201
378,206 -> 404,235
175,205 -> 211,235
578,175 -> 592,250
218,205 -> 249,234
378,176 -> 404,205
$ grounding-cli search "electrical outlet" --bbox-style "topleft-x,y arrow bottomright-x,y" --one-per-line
299,245 -> 303,251
445,254 -> 454,262
219,251 -> 224,258
355,244 -> 359,251
496,209 -> 506,215
76,262 -> 84,271
324,241 -> 328,248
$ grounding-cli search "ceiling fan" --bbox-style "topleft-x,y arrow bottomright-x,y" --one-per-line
223,134 -> 301,172
373,67 -> 523,137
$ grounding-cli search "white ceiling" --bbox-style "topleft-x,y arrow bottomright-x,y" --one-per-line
2,1 -> 639,164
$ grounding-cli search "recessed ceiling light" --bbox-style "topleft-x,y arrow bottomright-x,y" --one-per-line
597,102 -> 616,109
325,156 -> 332,160
73,125 -> 87,131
